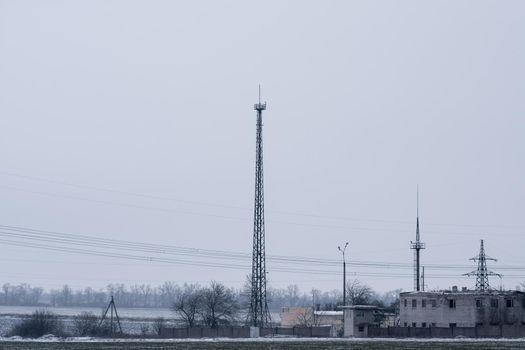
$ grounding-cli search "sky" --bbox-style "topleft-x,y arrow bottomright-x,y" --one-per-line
0,0 -> 524,295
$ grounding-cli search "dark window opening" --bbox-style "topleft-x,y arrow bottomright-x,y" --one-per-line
412,322 -> 416,328
422,322 -> 427,328
404,299 -> 407,308
422,299 -> 427,308
506,299 -> 514,308
404,322 -> 408,327
358,325 -> 364,332
412,299 -> 417,308
491,299 -> 499,308
449,299 -> 456,308
449,323 -> 457,328
476,299 -> 482,308
431,299 -> 437,308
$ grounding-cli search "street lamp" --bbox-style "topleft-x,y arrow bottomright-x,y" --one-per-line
338,242 -> 349,306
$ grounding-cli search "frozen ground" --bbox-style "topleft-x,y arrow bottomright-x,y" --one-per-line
0,337 -> 525,350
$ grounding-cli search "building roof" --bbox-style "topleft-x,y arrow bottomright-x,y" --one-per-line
400,290 -> 525,297
314,310 -> 343,316
339,305 -> 379,310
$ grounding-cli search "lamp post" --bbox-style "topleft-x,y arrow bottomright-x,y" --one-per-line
338,242 -> 349,306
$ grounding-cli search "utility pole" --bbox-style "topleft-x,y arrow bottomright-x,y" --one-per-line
338,242 -> 349,306
410,188 -> 425,291
248,86 -> 271,327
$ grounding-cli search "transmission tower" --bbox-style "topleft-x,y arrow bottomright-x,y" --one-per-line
410,189 -> 425,291
464,239 -> 501,291
248,86 -> 271,327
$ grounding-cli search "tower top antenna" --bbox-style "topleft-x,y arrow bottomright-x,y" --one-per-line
254,85 -> 266,111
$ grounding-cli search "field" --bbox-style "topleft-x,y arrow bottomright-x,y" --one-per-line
1,339 -> 525,350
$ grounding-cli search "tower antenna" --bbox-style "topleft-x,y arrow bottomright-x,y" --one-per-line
410,187 -> 425,291
248,86 -> 271,327
463,239 -> 501,291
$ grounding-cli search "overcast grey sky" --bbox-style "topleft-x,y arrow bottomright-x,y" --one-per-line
0,0 -> 524,294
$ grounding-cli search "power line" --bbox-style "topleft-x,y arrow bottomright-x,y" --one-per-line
2,186 -> 524,238
1,171 -> 523,230
1,224 -> 525,277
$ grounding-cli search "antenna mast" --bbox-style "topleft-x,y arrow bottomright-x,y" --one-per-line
410,188 -> 425,291
249,85 -> 271,327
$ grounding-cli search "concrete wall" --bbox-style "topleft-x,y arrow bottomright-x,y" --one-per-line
260,326 -> 334,338
367,325 -> 525,338
159,327 -> 251,339
160,326 -> 334,339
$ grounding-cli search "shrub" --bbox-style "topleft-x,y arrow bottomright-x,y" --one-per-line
72,311 -> 99,336
10,310 -> 64,338
152,317 -> 165,336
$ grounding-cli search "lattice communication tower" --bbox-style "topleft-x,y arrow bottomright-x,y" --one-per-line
248,86 -> 271,327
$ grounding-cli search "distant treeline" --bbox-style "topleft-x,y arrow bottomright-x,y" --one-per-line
0,280 -> 400,312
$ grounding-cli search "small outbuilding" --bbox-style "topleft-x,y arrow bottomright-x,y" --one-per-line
341,305 -> 379,337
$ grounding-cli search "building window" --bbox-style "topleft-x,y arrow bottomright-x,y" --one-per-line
449,323 -> 457,328
449,299 -> 456,308
422,322 -> 427,328
476,299 -> 482,308
491,299 -> 499,308
412,322 -> 416,328
476,322 -> 483,326
412,299 -> 417,308
431,323 -> 436,327
356,311 -> 364,317
431,299 -> 437,308
358,325 -> 364,332
422,299 -> 427,308
506,299 -> 514,308
404,299 -> 407,308
404,322 -> 408,327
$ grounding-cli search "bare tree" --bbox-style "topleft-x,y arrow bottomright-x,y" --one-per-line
295,308 -> 315,327
200,281 -> 238,328
173,284 -> 202,327
345,279 -> 373,305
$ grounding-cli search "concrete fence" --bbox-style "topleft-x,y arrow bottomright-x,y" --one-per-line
368,325 -> 525,338
159,326 -> 335,339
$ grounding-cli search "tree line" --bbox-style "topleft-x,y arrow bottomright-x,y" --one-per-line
0,280 -> 400,313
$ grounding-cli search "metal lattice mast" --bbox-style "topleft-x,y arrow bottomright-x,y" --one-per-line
249,86 -> 271,327
464,239 -> 501,291
410,189 -> 425,291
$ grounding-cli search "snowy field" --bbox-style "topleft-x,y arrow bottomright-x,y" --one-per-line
0,306 -> 281,336
0,305 -> 174,319
0,306 -> 176,336
1,338 -> 525,349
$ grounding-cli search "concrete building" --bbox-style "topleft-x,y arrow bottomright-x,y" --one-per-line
400,288 -> 525,328
342,305 -> 379,337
